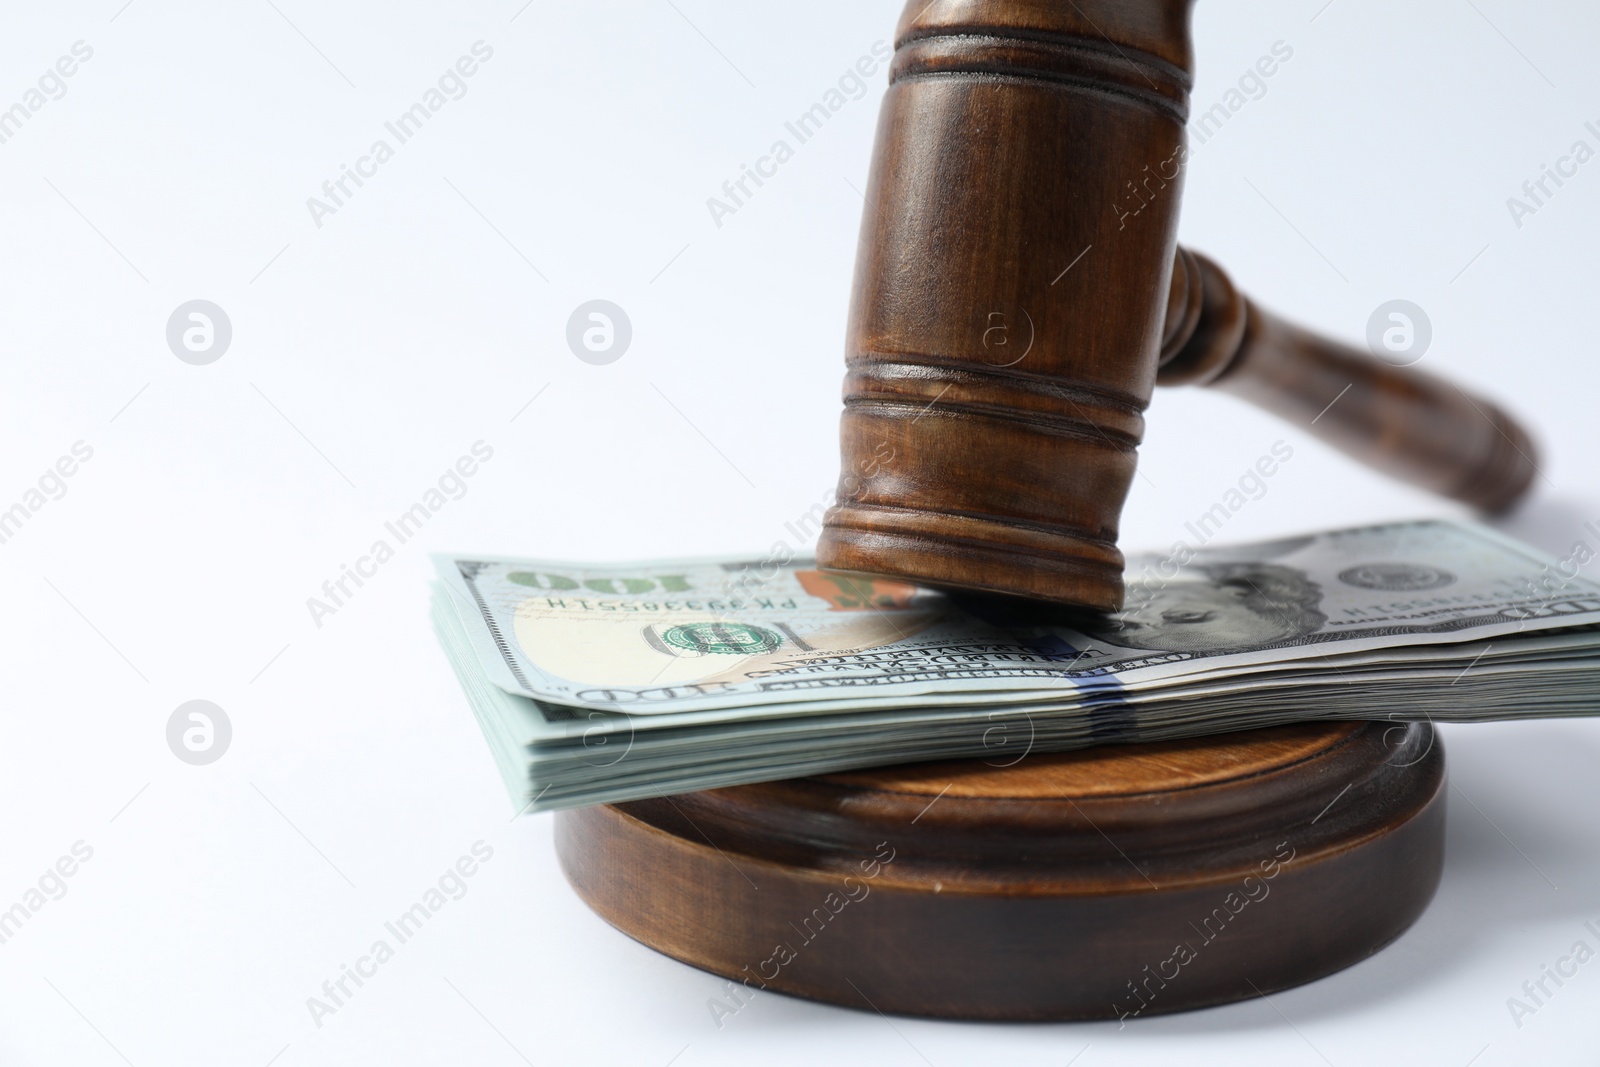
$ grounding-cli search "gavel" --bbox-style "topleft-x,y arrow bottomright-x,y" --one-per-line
816,0 -> 1537,613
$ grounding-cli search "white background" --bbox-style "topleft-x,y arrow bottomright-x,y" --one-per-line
1,0 -> 1597,1064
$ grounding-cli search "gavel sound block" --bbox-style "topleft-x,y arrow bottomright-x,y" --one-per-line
814,0 -> 1538,613
558,722 -> 1444,1020
557,1 -> 1473,1021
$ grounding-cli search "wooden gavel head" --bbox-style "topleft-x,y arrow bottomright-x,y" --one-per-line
816,0 -> 1537,613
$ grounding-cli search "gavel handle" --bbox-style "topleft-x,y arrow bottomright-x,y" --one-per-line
1157,248 -> 1538,513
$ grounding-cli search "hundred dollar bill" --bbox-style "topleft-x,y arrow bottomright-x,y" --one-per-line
433,519 -> 1600,716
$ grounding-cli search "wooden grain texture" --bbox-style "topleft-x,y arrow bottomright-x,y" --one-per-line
817,0 -> 1194,613
816,0 -> 1538,610
1159,248 -> 1538,513
556,721 -> 1446,1020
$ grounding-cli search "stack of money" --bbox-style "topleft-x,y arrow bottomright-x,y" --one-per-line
431,519 -> 1600,813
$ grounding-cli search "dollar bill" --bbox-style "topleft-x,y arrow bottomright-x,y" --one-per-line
434,519 -> 1600,718
429,519 -> 1600,811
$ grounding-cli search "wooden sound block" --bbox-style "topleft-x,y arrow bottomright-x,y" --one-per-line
556,721 -> 1445,1021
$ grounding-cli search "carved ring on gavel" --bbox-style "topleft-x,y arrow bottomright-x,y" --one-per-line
816,0 -> 1538,613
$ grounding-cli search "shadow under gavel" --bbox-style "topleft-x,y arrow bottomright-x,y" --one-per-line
817,0 -> 1538,613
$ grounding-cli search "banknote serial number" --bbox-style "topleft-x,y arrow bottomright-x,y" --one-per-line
529,597 -> 800,613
